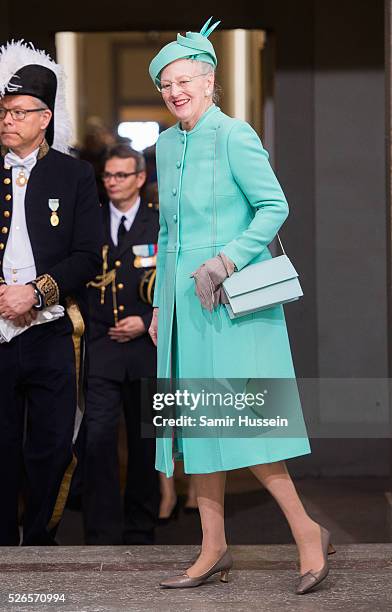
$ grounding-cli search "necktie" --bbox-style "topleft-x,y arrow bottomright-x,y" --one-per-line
117,215 -> 127,247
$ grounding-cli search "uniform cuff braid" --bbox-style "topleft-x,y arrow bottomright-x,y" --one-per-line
34,274 -> 60,307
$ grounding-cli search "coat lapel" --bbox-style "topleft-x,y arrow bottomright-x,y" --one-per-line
102,203 -> 115,251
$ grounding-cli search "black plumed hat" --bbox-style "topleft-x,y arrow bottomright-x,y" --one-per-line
0,41 -> 72,152
7,64 -> 57,145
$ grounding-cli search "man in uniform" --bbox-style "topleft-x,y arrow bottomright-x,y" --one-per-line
0,41 -> 103,545
83,144 -> 159,545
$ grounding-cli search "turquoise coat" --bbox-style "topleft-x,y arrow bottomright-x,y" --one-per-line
154,104 -> 311,477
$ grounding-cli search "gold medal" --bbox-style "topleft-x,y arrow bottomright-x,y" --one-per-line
48,198 -> 60,227
50,212 -> 59,226
133,255 -> 157,268
15,168 -> 28,187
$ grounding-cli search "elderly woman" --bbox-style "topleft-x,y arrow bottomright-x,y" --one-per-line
148,19 -> 335,594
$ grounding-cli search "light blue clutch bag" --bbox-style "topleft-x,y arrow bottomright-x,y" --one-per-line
222,235 -> 303,319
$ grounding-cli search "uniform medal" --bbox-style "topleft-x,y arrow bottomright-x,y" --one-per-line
132,244 -> 157,257
48,198 -> 60,226
15,168 -> 28,187
132,243 -> 157,268
134,255 -> 157,268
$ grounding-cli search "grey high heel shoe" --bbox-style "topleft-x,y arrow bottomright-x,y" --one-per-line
296,525 -> 334,595
159,549 -> 233,588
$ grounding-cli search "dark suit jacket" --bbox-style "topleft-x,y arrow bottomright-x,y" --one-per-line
0,147 -> 103,325
87,198 -> 158,381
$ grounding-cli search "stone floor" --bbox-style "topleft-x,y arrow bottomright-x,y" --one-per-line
0,543 -> 391,611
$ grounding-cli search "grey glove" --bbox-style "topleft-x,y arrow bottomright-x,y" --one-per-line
190,252 -> 236,311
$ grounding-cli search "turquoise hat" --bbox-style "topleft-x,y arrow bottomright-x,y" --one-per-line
149,17 -> 221,86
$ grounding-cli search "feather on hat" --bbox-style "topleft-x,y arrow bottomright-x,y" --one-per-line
149,17 -> 221,86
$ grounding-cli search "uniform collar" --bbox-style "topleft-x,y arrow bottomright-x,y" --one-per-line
1,139 -> 50,161
109,196 -> 141,225
176,103 -> 220,135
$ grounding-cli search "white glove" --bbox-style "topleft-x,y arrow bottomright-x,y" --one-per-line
0,305 -> 65,343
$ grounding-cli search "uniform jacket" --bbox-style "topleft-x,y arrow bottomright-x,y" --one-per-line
0,146 -> 103,326
153,104 -> 311,476
87,197 -> 158,381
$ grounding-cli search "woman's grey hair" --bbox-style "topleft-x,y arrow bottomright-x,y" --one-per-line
189,59 -> 221,104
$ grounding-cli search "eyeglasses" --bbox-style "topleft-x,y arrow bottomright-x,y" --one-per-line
157,72 -> 210,94
101,171 -> 140,183
0,107 -> 48,121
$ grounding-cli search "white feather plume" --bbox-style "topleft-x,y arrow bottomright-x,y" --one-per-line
0,40 -> 72,153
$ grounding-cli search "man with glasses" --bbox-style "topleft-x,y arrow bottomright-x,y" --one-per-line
83,144 -> 159,545
0,42 -> 102,545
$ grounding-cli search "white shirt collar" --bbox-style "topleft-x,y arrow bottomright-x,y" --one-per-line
109,196 -> 141,224
4,146 -> 40,171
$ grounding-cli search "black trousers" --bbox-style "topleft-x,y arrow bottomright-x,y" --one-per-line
83,376 -> 159,544
0,318 -> 76,546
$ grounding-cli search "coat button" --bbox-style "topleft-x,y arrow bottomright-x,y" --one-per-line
176,161 -> 181,168
0,243 -> 4,250
115,260 -> 121,268
5,194 -> 11,201
1,227 -> 8,234
181,136 -> 185,143
3,178 -> 10,185
172,188 -> 177,196
173,214 -> 177,223
119,305 -> 125,312
3,211 -> 10,218
117,283 -> 124,290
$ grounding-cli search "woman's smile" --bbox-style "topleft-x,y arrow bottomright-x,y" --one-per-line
172,97 -> 190,108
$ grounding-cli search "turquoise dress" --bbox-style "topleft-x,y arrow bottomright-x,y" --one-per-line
153,104 -> 311,476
